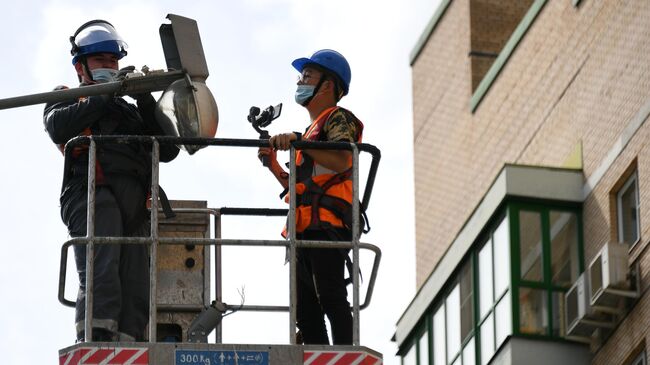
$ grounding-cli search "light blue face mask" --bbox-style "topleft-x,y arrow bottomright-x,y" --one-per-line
295,84 -> 316,106
91,68 -> 118,83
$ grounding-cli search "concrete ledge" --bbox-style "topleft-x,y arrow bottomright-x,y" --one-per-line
492,336 -> 591,365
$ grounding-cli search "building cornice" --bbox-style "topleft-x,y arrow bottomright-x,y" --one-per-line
409,0 -> 453,65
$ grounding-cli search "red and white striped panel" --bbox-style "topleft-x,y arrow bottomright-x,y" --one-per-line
59,347 -> 148,365
304,351 -> 382,365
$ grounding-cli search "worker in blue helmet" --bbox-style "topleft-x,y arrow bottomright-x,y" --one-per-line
43,19 -> 179,342
259,49 -> 366,345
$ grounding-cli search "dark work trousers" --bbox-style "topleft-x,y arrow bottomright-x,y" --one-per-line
296,229 -> 353,345
61,174 -> 150,341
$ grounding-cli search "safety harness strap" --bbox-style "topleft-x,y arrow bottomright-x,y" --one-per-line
157,186 -> 176,219
297,169 -> 370,234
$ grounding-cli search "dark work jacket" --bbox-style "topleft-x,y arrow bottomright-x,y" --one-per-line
44,88 -> 179,188
43,88 -> 179,230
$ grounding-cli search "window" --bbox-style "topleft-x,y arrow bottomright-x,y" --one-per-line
478,217 -> 511,365
462,338 -> 475,365
433,304 -> 446,365
425,218 -> 508,365
430,260 -> 475,365
459,261 -> 474,340
403,343 -> 416,365
446,286 -> 462,359
518,287 -> 547,335
519,211 -> 543,282
478,241 -> 494,319
512,204 -> 583,338
419,330 -> 429,365
617,171 -> 640,245
400,201 -> 583,365
401,328 -> 428,365
549,211 -> 580,286
458,260 -> 475,365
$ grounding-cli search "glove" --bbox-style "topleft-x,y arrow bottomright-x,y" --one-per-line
116,66 -> 153,102
129,92 -> 155,104
116,65 -> 136,81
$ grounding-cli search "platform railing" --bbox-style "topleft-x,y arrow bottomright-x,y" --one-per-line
57,136 -> 381,345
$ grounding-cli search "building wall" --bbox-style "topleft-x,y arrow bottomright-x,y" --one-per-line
412,0 -> 650,362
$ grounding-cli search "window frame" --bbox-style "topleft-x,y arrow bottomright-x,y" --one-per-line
617,170 -> 641,246
509,201 -> 584,340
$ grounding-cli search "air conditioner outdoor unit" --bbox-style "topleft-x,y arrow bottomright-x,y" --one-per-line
589,242 -> 629,309
565,272 -> 617,341
566,273 -> 594,337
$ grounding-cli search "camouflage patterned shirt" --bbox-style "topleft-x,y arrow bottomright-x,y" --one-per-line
322,108 -> 360,142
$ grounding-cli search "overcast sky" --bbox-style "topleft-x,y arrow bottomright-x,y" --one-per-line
0,1 -> 439,363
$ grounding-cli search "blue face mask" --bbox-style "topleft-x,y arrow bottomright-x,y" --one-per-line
295,84 -> 316,106
90,68 -> 118,83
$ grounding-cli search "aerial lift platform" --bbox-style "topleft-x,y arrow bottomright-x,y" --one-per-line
55,136 -> 382,365
0,14 -> 383,365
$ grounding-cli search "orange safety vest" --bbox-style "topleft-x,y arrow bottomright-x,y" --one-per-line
283,106 -> 364,237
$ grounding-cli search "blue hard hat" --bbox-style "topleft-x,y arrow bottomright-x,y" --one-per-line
292,49 -> 351,95
70,20 -> 128,65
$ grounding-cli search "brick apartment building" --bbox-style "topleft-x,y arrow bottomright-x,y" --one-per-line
394,0 -> 650,364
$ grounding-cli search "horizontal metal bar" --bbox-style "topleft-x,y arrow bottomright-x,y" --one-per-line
468,50 -> 500,58
226,305 -> 289,312
64,135 -> 380,155
590,305 -> 623,316
564,335 -> 592,345
120,70 -> 186,95
218,207 -> 288,216
61,236 -> 381,252
59,236 -> 382,311
142,303 -> 290,313
0,82 -> 120,110
60,237 -> 288,248
580,318 -> 616,329
63,135 -> 381,216
158,303 -> 290,313
0,70 -> 185,110
152,207 -> 288,217
601,287 -> 641,299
